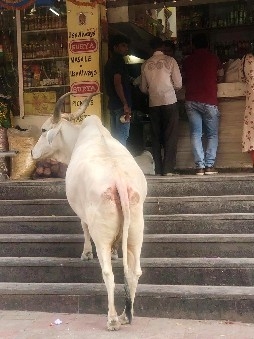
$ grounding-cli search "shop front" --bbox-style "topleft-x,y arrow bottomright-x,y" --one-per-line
0,0 -> 253,177
0,0 -> 107,179
0,0 -> 107,130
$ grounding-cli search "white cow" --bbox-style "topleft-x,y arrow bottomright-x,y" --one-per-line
31,92 -> 147,331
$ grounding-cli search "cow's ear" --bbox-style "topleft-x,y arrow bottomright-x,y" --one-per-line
46,124 -> 62,144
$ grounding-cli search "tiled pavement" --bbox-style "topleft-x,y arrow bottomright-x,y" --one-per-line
0,311 -> 254,339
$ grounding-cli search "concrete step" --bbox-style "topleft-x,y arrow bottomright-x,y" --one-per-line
2,175 -> 254,200
2,214 -> 254,234
1,257 -> 254,286
142,234 -> 254,258
0,216 -> 81,234
145,214 -> 254,234
0,180 -> 66,200
147,174 -> 254,197
0,282 -> 253,323
2,195 -> 254,216
0,199 -> 72,216
1,234 -> 254,258
145,196 -> 254,214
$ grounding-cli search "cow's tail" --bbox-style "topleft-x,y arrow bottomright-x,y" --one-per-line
115,175 -> 132,323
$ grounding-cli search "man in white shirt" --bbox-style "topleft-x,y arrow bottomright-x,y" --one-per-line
140,38 -> 182,176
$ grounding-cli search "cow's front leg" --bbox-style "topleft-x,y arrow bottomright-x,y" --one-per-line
97,246 -> 121,331
81,221 -> 93,260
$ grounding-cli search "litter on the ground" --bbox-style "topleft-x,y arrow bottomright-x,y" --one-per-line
50,319 -> 63,326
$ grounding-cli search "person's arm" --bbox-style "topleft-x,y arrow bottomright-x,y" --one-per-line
114,73 -> 131,120
217,69 -> 224,83
239,54 -> 247,83
217,57 -> 224,83
139,64 -> 148,94
171,58 -> 182,90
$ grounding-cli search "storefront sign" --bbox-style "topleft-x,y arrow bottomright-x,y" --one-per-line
69,39 -> 98,53
0,0 -> 34,10
66,0 -> 103,120
71,81 -> 100,94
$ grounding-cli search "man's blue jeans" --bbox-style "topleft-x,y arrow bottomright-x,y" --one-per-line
110,108 -> 130,146
185,101 -> 220,168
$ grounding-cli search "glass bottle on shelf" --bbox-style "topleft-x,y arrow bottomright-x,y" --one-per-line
57,69 -> 63,85
24,16 -> 29,31
22,44 -> 27,59
29,15 -> 35,30
44,39 -> 51,58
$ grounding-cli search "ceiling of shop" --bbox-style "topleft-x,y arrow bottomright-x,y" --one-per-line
34,0 -> 237,8
106,0 -> 237,8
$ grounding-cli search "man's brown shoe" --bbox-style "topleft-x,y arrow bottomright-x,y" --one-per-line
205,167 -> 218,175
196,168 -> 205,175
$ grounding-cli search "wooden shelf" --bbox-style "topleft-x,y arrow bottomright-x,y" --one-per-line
23,56 -> 68,62
178,23 -> 254,33
22,28 -> 67,34
24,85 -> 70,90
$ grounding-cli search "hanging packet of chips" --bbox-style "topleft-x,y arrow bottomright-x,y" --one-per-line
0,97 -> 11,128
7,127 -> 36,180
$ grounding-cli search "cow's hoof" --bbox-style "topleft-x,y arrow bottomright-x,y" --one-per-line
107,319 -> 121,331
81,251 -> 93,261
119,313 -> 130,325
111,249 -> 118,260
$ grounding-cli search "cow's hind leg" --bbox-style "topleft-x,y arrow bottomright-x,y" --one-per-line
119,248 -> 141,324
119,245 -> 142,325
96,244 -> 121,331
80,221 -> 93,260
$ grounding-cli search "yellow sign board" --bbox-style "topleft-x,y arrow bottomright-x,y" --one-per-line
66,0 -> 104,121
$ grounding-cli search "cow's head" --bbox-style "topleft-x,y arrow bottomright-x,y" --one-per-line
31,92 -> 100,164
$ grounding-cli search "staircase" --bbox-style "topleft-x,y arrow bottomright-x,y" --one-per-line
0,175 -> 254,322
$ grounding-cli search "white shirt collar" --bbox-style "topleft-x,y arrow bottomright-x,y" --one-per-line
153,51 -> 164,56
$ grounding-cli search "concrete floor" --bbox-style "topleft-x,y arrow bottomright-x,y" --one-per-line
0,310 -> 254,339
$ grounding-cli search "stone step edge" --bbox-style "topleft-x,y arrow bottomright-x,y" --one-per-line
0,216 -> 79,221
146,174 -> 254,183
1,213 -> 254,222
3,174 -> 254,185
1,282 -> 254,300
3,195 -> 254,205
2,257 -> 254,268
0,180 -> 65,186
0,234 -> 254,243
146,195 -> 254,202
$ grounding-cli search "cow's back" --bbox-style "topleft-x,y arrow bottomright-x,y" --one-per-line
65,122 -> 147,220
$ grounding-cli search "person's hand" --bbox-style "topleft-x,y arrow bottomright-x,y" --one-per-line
124,112 -> 131,122
122,104 -> 131,122
123,103 -> 131,113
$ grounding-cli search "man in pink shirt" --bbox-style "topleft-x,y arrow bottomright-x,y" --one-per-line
183,33 -> 224,175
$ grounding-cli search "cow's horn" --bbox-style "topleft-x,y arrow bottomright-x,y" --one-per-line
53,92 -> 72,123
62,92 -> 101,121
